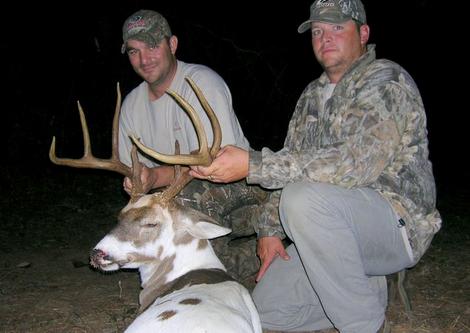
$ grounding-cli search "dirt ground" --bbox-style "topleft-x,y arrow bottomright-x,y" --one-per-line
1,170 -> 469,333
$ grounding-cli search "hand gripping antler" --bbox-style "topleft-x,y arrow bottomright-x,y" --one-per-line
129,77 -> 222,202
49,83 -> 144,198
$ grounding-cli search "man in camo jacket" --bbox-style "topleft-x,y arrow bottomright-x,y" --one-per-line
191,0 -> 441,332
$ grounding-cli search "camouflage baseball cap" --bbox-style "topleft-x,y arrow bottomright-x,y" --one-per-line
121,9 -> 172,53
298,0 -> 367,33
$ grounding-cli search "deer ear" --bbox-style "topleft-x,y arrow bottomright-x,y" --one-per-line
187,221 -> 232,240
176,205 -> 232,239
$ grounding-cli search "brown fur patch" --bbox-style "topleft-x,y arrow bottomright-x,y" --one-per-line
139,254 -> 176,312
127,252 -> 156,264
197,239 -> 208,250
173,230 -> 193,246
113,203 -> 166,248
119,206 -> 154,225
179,298 -> 201,305
157,310 -> 177,320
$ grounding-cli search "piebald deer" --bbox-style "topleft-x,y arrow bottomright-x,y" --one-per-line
49,78 -> 262,333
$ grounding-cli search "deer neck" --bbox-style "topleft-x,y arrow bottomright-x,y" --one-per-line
139,266 -> 234,313
137,239 -> 226,312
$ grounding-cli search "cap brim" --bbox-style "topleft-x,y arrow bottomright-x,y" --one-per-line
121,33 -> 165,54
297,16 -> 353,34
297,20 -> 312,34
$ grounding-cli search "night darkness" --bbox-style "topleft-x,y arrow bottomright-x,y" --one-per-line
1,1 -> 469,331
3,0 -> 466,199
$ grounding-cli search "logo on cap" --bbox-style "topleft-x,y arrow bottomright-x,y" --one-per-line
126,15 -> 147,33
316,0 -> 335,7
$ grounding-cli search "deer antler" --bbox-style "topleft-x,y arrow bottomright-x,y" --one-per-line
130,77 -> 222,166
129,77 -> 222,203
49,83 -> 144,198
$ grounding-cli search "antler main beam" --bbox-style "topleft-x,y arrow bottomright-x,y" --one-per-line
49,84 -> 132,177
49,84 -> 145,198
129,77 -> 222,167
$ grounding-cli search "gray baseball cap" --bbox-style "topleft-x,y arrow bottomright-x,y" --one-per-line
121,10 -> 172,53
298,0 -> 367,33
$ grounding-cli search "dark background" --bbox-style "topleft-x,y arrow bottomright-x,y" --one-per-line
1,4 -> 468,331
3,0 -> 465,197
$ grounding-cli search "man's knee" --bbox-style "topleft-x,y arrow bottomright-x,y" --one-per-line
280,182 -> 343,231
280,182 -> 331,218
280,182 -> 310,216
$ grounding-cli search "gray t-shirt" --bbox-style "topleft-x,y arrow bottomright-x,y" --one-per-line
119,60 -> 249,167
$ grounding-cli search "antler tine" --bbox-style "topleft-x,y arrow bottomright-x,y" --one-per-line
130,78 -> 221,167
158,140 -> 194,202
49,84 -> 133,178
185,77 -> 222,158
111,83 -> 122,161
130,143 -> 144,199
129,78 -> 222,203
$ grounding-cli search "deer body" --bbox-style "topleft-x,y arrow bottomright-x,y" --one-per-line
90,195 -> 262,333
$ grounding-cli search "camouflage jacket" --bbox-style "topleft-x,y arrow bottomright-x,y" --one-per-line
248,45 -> 441,263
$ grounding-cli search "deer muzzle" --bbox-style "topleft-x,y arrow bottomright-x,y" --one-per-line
90,248 -> 112,269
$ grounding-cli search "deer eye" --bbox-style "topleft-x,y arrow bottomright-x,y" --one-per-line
142,223 -> 157,228
140,219 -> 160,228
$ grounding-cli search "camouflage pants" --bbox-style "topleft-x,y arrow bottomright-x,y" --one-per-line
174,179 -> 269,287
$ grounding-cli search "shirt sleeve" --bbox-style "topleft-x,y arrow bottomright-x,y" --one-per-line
254,190 -> 286,239
248,79 -> 416,190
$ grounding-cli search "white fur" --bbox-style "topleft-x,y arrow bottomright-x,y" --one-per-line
126,283 -> 261,333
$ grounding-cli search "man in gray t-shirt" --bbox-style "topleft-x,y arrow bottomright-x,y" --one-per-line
119,9 -> 271,285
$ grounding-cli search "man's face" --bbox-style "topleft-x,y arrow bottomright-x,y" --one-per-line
126,36 -> 177,86
310,20 -> 369,82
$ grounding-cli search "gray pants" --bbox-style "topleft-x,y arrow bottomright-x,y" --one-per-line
252,182 -> 414,333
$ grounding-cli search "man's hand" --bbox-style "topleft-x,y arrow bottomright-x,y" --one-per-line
256,236 -> 290,282
123,165 -> 175,195
123,164 -> 155,195
189,145 -> 249,183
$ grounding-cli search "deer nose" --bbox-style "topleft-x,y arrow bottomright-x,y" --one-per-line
90,248 -> 110,268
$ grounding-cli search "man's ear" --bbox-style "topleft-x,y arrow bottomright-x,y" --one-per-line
169,35 -> 178,55
359,24 -> 370,46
